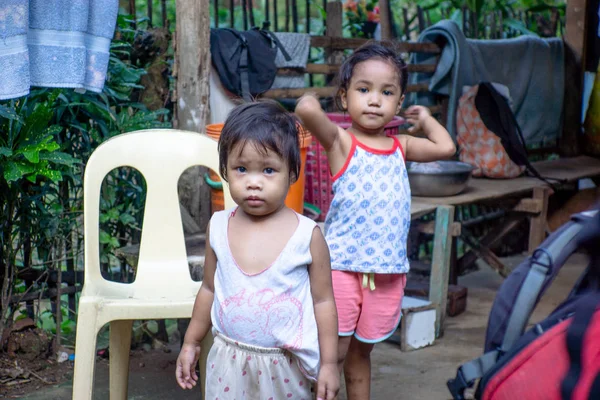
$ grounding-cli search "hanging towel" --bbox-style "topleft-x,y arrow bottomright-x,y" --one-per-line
0,0 -> 30,99
0,0 -> 119,100
406,20 -> 564,147
271,32 -> 310,89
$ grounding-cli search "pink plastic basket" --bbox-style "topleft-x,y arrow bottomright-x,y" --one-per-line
303,113 -> 405,221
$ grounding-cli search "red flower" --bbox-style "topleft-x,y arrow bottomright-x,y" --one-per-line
344,0 -> 358,12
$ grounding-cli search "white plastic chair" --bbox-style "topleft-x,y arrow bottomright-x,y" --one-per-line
72,129 -> 234,399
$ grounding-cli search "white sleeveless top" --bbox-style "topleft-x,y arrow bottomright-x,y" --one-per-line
209,208 -> 321,380
324,133 -> 411,274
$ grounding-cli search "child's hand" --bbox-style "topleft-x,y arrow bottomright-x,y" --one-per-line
405,105 -> 432,134
316,362 -> 340,400
296,91 -> 319,106
175,342 -> 201,390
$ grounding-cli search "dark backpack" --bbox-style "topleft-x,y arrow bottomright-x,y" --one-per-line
448,207 -> 600,400
210,27 -> 290,101
475,82 -> 562,188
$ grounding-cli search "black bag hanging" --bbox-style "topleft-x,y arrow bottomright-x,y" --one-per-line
210,27 -> 290,102
474,82 -> 565,189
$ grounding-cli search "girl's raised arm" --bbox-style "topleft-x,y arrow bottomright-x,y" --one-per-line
295,94 -> 341,152
401,105 -> 456,162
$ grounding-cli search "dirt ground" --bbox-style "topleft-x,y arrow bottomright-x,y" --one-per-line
0,253 -> 588,400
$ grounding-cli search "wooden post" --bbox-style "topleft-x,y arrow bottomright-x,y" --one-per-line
402,8 -> 410,40
379,0 -> 392,40
129,0 -> 137,29
305,0 -> 310,33
242,0 -> 249,30
325,1 -> 342,38
560,0 -> 589,156
528,186 -> 552,253
213,0 -> 218,27
417,6 -> 426,33
274,0 -> 278,30
175,0 -> 212,231
429,205 -> 455,338
292,0 -> 299,32
286,0 -> 291,31
325,1 -> 343,89
147,0 -> 153,26
162,0 -> 168,27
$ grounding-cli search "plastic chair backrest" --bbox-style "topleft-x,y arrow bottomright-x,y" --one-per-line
83,129 -> 235,299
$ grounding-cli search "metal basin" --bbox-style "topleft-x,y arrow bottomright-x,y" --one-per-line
407,161 -> 474,197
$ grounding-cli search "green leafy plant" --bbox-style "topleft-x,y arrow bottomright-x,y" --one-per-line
0,11 -> 172,346
0,94 -> 79,338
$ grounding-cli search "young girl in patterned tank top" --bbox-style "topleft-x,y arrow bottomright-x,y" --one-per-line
295,42 -> 456,399
176,101 -> 339,400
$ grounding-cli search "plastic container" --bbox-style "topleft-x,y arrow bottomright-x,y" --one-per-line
205,123 -> 226,214
204,122 -> 312,214
303,113 -> 405,221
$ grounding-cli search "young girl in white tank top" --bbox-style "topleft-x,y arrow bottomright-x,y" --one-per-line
176,101 -> 339,400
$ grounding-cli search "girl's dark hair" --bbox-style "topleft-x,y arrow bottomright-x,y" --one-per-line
335,41 -> 408,110
218,100 -> 301,183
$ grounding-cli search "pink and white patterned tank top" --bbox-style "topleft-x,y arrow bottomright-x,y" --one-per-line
324,133 -> 412,274
209,209 -> 320,380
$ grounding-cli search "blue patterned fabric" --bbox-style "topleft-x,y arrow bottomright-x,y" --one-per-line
324,135 -> 411,274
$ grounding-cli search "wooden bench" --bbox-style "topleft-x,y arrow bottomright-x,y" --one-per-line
414,156 -> 600,280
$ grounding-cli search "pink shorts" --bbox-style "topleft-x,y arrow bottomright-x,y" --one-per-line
332,271 -> 407,343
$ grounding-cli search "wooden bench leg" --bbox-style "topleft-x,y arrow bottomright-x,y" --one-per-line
457,216 -> 522,275
429,205 -> 455,338
459,226 -> 512,278
528,186 -> 551,253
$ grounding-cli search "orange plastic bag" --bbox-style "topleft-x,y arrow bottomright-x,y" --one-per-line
456,85 -> 525,178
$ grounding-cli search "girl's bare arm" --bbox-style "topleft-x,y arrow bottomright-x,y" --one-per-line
176,222 -> 216,389
308,226 -> 339,399
182,223 -> 216,345
308,226 -> 338,366
295,94 -> 341,152
400,105 -> 456,162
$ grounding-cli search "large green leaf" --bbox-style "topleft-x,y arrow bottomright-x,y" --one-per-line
99,230 -> 113,244
60,318 -> 77,335
0,147 -> 13,157
44,125 -> 64,137
3,161 -> 35,182
0,104 -> 23,123
527,4 -> 565,13
22,149 -> 40,163
18,137 -> 60,163
22,102 -> 55,141
39,151 -> 78,166
503,18 -> 539,37
119,213 -> 136,226
37,168 -> 62,183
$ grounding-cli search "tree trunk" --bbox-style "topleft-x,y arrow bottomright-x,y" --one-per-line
0,198 -> 15,343
379,0 -> 392,40
174,0 -> 212,232
560,0 -> 589,157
